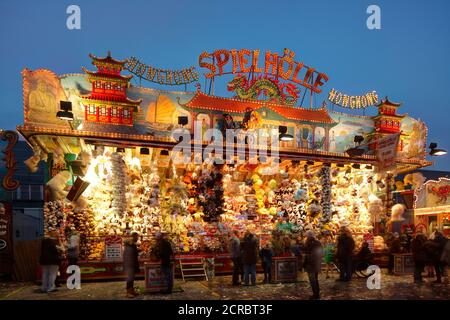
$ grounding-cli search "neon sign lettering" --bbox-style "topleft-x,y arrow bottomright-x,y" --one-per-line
198,48 -> 329,94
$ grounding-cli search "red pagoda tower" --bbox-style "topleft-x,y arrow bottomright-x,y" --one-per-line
81,52 -> 141,125
368,97 -> 406,151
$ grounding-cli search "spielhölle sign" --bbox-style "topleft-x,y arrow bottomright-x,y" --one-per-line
199,48 -> 329,93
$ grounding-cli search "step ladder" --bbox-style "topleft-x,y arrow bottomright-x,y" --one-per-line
178,257 -> 209,282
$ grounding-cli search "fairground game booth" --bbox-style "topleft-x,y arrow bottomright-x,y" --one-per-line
13,49 -> 431,281
414,177 -> 450,238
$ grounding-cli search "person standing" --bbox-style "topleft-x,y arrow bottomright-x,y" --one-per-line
123,231 -> 140,298
303,230 -> 323,300
424,231 -> 447,283
387,232 -> 402,274
441,237 -> 450,281
65,227 -> 80,266
39,232 -> 62,293
159,232 -> 174,293
411,233 -> 427,283
323,234 -> 335,279
259,243 -> 273,284
336,226 -> 355,282
242,232 -> 258,286
228,230 -> 242,286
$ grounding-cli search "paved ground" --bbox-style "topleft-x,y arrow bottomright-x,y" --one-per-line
1,271 -> 449,300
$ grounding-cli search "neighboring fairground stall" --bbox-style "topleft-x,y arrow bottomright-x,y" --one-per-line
414,177 -> 450,237
15,49 -> 431,279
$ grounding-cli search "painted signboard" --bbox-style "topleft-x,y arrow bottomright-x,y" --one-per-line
0,202 -> 13,273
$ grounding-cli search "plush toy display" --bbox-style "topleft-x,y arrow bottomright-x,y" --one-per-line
368,194 -> 384,223
41,144 -> 392,258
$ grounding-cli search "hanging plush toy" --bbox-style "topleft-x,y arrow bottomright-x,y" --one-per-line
46,170 -> 71,200
307,202 -> 322,217
368,194 -> 384,223
404,173 -> 425,190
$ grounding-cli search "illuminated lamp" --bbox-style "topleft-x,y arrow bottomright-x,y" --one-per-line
178,116 -> 188,126
57,101 -> 74,121
140,148 -> 150,155
279,126 -> 293,141
429,143 -> 447,156
116,147 -> 125,153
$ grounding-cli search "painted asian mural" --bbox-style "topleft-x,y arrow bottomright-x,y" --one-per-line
23,66 -> 427,161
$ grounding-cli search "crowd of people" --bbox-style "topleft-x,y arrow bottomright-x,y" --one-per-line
38,226 -> 449,299
226,226 -> 449,300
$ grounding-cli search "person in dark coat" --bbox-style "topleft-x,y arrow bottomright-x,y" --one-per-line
259,243 -> 273,283
411,233 -> 427,283
303,230 -> 323,300
357,241 -> 373,262
242,232 -> 258,286
123,231 -> 140,298
158,232 -> 174,293
228,230 -> 242,285
424,232 -> 447,283
387,232 -> 402,274
39,232 -> 62,293
336,226 -> 355,282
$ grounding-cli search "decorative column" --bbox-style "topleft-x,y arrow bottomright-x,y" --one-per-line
320,164 -> 332,223
324,127 -> 330,151
311,125 -> 316,149
110,152 -> 127,218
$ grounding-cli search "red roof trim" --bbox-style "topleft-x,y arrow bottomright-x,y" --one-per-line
184,91 -> 335,124
377,96 -> 402,107
81,95 -> 142,106
82,67 -> 133,80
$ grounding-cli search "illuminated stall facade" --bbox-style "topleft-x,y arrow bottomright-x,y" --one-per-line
16,50 -> 431,278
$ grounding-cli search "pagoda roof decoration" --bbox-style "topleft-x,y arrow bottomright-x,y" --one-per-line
377,96 -> 402,107
89,51 -> 127,66
182,90 -> 335,125
82,67 -> 133,81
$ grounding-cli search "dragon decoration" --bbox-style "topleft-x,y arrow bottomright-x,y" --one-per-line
428,184 -> 450,204
227,74 -> 300,106
0,130 -> 20,191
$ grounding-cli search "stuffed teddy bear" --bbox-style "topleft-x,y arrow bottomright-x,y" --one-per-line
368,194 -> 384,223
46,170 -> 71,200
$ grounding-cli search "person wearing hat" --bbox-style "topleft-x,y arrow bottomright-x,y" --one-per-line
303,230 -> 323,300
123,231 -> 140,298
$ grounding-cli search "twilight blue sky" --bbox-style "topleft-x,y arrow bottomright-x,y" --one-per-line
0,0 -> 449,170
